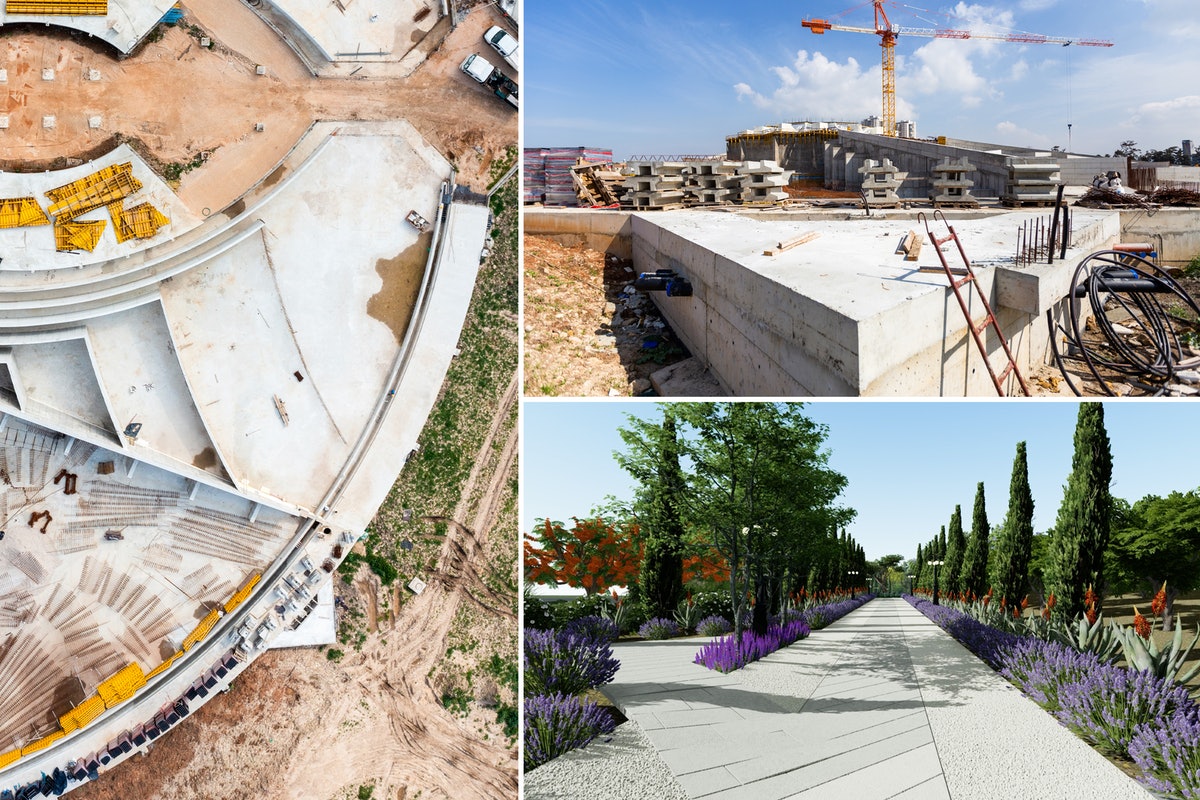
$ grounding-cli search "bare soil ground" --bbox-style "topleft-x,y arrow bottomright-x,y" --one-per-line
523,235 -> 690,396
2,1 -> 514,212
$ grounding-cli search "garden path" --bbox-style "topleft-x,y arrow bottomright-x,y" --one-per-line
594,598 -> 1153,800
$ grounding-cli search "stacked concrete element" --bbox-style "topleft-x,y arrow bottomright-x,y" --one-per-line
622,161 -> 687,210
858,158 -> 906,208
929,157 -> 979,208
683,161 -> 741,204
738,160 -> 792,205
1004,162 -> 1062,206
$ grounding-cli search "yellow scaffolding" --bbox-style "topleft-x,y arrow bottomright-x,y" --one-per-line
0,749 -> 20,769
46,162 -> 141,222
0,197 -> 50,229
97,662 -> 146,709
182,608 -> 221,652
5,0 -> 106,13
145,651 -> 180,680
224,573 -> 262,613
108,199 -> 169,243
20,729 -> 66,756
59,694 -> 106,732
54,220 -> 106,252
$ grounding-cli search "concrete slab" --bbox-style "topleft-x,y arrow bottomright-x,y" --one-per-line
268,0 -> 441,62
593,598 -> 1153,800
0,145 -> 201,271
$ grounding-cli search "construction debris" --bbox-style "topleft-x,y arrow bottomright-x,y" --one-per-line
570,160 -> 625,207
763,231 -> 820,256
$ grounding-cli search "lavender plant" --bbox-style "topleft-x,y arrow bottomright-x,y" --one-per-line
524,692 -> 617,771
1054,663 -> 1196,757
638,617 -> 681,640
694,618 -> 811,673
1130,711 -> 1200,799
524,627 -> 620,696
696,614 -> 733,637
563,615 -> 620,645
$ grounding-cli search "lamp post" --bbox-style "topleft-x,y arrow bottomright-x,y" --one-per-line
928,560 -> 945,605
848,570 -> 860,599
907,574 -> 914,595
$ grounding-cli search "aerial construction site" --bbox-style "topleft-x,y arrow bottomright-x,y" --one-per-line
0,1 -> 518,798
523,3 -> 1200,399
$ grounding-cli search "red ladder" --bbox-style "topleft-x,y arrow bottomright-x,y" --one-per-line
918,210 -> 1031,397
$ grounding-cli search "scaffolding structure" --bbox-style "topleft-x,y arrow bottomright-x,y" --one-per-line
4,0 -> 107,13
53,220 -> 107,253
0,197 -> 50,229
45,162 -> 142,222
108,200 -> 170,243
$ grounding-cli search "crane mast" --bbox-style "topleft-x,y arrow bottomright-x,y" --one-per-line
802,1 -> 1113,137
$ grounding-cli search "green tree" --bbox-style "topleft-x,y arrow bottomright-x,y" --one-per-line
960,482 -> 990,598
1049,403 -> 1113,621
617,408 -> 688,619
665,403 -> 854,640
1113,490 -> 1200,628
993,441 -> 1035,607
944,505 -> 966,596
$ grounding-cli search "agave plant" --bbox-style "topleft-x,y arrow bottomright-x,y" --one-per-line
599,595 -> 631,635
1117,610 -> 1200,686
673,596 -> 702,634
1049,613 -> 1123,663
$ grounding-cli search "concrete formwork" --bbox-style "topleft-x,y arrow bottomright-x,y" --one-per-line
827,131 -> 1127,198
528,208 -> 1124,396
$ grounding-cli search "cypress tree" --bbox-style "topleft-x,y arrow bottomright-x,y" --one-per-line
995,442 -> 1035,608
1050,404 -> 1113,620
944,506 -> 966,595
638,410 -> 688,619
960,482 -> 990,598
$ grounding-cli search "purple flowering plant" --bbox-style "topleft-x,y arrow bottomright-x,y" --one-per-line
562,614 -> 620,644
638,617 -> 681,640
696,614 -> 733,637
694,618 -> 812,673
524,691 -> 617,771
524,626 -> 620,696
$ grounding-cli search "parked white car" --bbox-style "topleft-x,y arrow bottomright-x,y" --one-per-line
484,25 -> 519,70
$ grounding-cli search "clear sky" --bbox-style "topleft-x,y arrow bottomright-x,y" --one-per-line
522,400 -> 1200,562
525,0 -> 1197,159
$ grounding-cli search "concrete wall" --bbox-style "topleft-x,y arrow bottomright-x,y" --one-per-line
726,133 -> 833,180
827,132 -> 1128,196
1118,208 -> 1200,266
633,211 -> 1120,397
523,209 -> 633,259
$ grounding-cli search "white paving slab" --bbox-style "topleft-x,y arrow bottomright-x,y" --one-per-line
589,598 -> 1154,800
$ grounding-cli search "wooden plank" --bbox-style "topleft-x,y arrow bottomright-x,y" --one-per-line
763,231 -> 819,256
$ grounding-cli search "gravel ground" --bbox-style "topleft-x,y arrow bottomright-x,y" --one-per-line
524,719 -> 689,800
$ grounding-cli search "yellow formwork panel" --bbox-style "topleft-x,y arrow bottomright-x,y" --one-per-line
182,608 -> 221,652
20,729 -> 65,756
0,749 -> 19,769
224,573 -> 262,613
46,162 -> 141,222
0,197 -> 50,229
109,200 -> 169,243
59,694 -> 106,732
146,652 -> 180,680
5,0 -> 107,14
54,220 -> 106,253
97,662 -> 146,708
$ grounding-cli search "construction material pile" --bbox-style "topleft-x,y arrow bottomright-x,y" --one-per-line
1048,249 -> 1200,396
524,147 -> 614,206
1076,186 -> 1200,208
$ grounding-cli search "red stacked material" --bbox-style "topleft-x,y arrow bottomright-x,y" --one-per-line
524,147 -> 614,206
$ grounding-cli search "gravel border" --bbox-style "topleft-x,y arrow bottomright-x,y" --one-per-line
524,718 -> 689,800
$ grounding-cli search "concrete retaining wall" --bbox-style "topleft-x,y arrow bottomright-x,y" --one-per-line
1118,208 -> 1200,266
524,209 -> 633,259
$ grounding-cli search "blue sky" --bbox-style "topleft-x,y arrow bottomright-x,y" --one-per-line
525,0 -> 1198,159
522,401 -> 1200,562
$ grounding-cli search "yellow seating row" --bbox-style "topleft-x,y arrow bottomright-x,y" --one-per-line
97,662 -> 146,709
4,0 -> 107,15
224,573 -> 262,613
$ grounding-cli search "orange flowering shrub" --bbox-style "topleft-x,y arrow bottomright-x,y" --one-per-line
1134,606 -> 1152,640
1084,585 -> 1099,626
524,517 -> 642,595
1151,581 -> 1167,619
682,547 -> 731,584
1042,592 -> 1056,621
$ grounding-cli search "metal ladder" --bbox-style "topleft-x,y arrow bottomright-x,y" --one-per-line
919,210 -> 1031,397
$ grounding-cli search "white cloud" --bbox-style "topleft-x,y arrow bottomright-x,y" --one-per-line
732,50 -> 889,121
1132,95 -> 1200,121
995,120 -> 1054,148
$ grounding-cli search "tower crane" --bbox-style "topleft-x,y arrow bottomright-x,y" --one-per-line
802,1 -> 1113,137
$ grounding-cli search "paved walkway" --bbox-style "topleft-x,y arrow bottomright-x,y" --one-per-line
597,598 -> 1152,800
